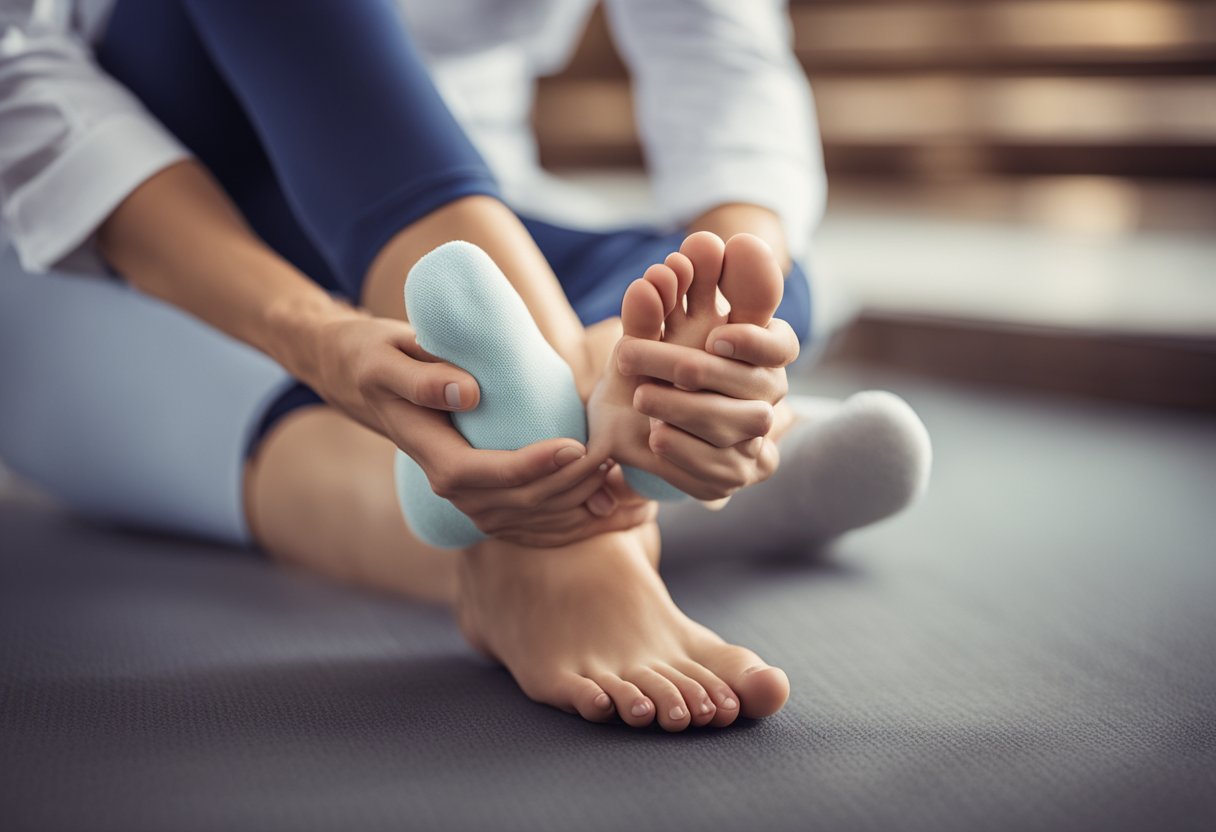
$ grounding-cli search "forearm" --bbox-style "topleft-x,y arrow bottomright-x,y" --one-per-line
689,203 -> 791,273
96,160 -> 354,387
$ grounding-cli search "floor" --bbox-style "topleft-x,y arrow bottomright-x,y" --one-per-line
2,368 -> 1214,832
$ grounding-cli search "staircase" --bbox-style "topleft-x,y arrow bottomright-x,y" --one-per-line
535,0 -> 1216,179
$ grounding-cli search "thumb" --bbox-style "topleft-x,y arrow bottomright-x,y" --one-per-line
382,353 -> 481,412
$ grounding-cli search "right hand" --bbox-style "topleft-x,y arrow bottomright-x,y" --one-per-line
310,311 -> 654,547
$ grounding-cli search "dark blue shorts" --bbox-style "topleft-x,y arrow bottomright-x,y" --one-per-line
96,0 -> 811,449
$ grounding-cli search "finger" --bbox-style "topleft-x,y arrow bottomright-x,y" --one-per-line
634,383 -> 774,448
499,502 -> 657,548
649,422 -> 760,493
407,423 -> 590,494
458,454 -> 611,515
705,319 -> 800,369
374,348 -> 481,412
617,340 -> 788,403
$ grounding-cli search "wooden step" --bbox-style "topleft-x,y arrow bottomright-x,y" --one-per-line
791,0 -> 1216,74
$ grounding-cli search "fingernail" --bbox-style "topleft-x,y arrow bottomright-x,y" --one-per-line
444,382 -> 462,409
631,700 -> 652,717
588,490 -> 616,516
713,339 -> 734,357
594,692 -> 612,709
744,665 -> 766,675
649,417 -> 662,432
721,697 -> 738,710
669,705 -> 687,721
597,462 -> 609,473
553,445 -> 585,468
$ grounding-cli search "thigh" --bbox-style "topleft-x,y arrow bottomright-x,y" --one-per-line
0,250 -> 292,545
523,217 -> 814,342
96,0 -> 342,294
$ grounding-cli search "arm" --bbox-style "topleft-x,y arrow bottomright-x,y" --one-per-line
604,0 -> 826,265
0,16 -> 637,546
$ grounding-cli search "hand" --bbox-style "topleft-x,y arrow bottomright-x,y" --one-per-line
612,317 -> 800,499
310,311 -> 651,547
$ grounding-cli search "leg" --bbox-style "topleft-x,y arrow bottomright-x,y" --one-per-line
246,406 -> 457,605
105,0 -> 590,370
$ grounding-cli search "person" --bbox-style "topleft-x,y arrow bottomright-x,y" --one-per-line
0,0 -> 931,730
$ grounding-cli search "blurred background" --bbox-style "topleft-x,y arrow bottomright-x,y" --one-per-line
534,0 -> 1216,410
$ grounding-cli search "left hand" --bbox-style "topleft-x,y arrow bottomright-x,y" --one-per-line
614,317 -> 799,497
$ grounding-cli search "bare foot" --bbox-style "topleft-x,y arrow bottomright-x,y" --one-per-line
588,232 -> 786,498
455,525 -> 790,730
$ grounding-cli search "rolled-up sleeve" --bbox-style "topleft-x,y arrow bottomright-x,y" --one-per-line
603,0 -> 825,260
0,15 -> 189,272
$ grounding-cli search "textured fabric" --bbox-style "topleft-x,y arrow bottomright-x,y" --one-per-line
2,371 -> 1214,831
394,242 -> 588,547
0,247 -> 291,545
1,0 -> 822,273
656,391 -> 933,553
97,0 -> 502,296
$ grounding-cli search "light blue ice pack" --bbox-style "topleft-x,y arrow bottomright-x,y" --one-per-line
393,241 -> 684,549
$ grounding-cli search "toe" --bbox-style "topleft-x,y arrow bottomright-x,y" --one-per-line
720,234 -> 784,327
663,252 -> 695,305
679,231 -> 726,315
625,667 -> 693,732
555,672 -> 616,723
695,643 -> 790,720
642,263 -> 681,318
620,276 -> 667,341
654,663 -> 717,727
592,673 -> 655,728
671,658 -> 741,728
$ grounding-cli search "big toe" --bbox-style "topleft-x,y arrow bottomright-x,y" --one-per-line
719,233 -> 784,327
698,643 -> 790,720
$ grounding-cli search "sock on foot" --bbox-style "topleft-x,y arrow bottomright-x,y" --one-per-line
393,241 -> 682,549
656,391 -> 932,559
393,242 -> 586,547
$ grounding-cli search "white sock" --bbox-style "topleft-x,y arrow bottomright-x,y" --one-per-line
656,391 -> 932,559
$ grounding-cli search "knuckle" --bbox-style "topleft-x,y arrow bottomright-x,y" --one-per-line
751,402 -> 776,436
672,355 -> 705,390
428,470 -> 456,499
633,384 -> 658,414
769,369 -> 789,401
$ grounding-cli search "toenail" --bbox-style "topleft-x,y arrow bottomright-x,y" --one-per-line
744,665 -> 766,675
713,339 -> 734,357
700,702 -> 714,714
444,382 -> 462,409
594,693 -> 612,709
669,705 -> 687,720
722,697 -> 738,710
631,700 -> 652,717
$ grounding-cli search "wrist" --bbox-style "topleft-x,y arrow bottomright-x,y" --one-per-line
263,288 -> 363,387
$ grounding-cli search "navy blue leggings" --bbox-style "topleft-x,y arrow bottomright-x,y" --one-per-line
96,0 -> 811,440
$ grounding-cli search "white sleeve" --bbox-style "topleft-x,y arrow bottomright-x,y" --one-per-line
603,0 -> 825,260
0,15 -> 190,272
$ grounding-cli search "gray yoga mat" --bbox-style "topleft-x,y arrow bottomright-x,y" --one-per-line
2,372 -> 1214,832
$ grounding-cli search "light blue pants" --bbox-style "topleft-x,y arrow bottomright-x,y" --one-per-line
0,248 -> 291,544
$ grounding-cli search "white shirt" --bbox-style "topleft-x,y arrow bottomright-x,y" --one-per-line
0,0 -> 825,274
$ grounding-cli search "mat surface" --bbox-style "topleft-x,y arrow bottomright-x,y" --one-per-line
2,371 -> 1214,832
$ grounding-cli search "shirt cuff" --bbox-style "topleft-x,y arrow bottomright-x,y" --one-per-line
3,114 -> 191,272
